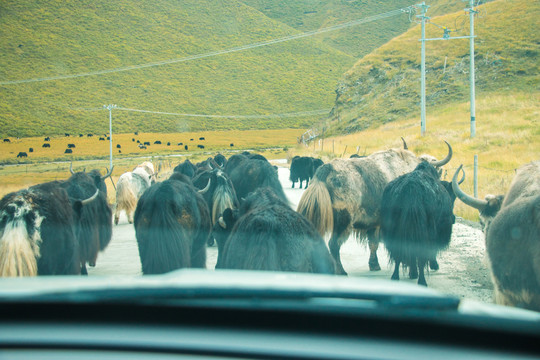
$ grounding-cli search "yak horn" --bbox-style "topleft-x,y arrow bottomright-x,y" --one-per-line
198,178 -> 212,194
218,216 -> 227,229
452,165 -> 487,210
457,166 -> 466,185
69,162 -> 75,175
401,137 -> 408,150
101,166 -> 114,180
431,141 -> 452,167
80,189 -> 100,206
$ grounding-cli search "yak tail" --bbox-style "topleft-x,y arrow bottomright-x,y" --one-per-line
135,202 -> 191,275
212,184 -> 236,226
0,220 -> 39,277
115,180 -> 137,218
297,178 -> 333,237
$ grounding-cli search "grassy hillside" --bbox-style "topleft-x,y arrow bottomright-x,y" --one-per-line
0,0 -> 356,137
239,0 -> 476,59
325,0 -> 539,135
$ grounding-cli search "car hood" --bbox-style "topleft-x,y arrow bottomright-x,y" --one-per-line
0,269 -> 538,322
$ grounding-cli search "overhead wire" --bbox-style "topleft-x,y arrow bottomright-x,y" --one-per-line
0,5 -> 415,86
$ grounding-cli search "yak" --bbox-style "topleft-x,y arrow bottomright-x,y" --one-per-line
289,156 -> 323,189
380,161 -> 460,286
453,161 -> 540,311
227,157 -> 287,203
174,159 -> 197,178
297,141 -> 452,275
213,187 -> 335,274
0,181 -> 100,276
114,163 -> 155,225
134,178 -> 210,274
64,165 -> 114,275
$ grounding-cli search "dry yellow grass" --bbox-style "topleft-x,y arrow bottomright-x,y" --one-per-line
289,92 -> 539,221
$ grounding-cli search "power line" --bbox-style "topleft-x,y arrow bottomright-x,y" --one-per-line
0,6 -> 414,86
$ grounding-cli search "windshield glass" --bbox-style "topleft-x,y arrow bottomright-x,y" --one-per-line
0,0 -> 538,331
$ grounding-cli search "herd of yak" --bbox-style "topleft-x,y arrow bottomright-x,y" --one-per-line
0,141 -> 538,311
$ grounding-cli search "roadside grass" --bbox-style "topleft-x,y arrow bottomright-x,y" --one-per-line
288,92 -> 539,221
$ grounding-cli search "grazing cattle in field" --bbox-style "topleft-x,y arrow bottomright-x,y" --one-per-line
290,156 -> 320,189
0,181 -> 103,276
65,133 -> 70,137
143,141 -> 150,146
42,143 -> 50,148
114,162 -> 156,225
154,140 -> 161,145
87,134 -> 93,137
167,142 -> 171,146
116,144 -> 121,149
199,137 -> 205,141
134,132 -> 138,135
79,134 -> 83,137
44,137 -> 50,141
67,143 -> 76,148
16,152 -> 27,158
197,144 -> 205,149
64,149 -> 73,154
228,157 -> 287,203
107,136 -> 110,140
174,159 -> 197,178
138,145 -> 147,150
134,178 -> 211,274
132,138 -> 135,142
381,162 -> 460,286
230,143 -> 234,147
28,148 -> 33,153
213,187 -> 335,273
453,161 -> 540,311
64,165 -> 114,274
297,141 -> 452,275
177,142 -> 183,146
3,139 -> 10,143
99,137 -> 105,141
185,145 -> 188,151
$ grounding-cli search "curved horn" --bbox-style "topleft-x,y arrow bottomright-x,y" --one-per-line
198,178 -> 212,194
69,162 -> 75,175
452,165 -> 487,210
80,189 -> 100,206
101,166 -> 114,180
401,137 -> 408,150
457,166 -> 466,185
431,141 -> 453,167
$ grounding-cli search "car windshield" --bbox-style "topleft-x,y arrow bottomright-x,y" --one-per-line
0,0 -> 538,343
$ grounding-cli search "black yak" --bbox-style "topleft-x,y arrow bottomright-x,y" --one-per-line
297,141 -> 452,275
380,161 -> 457,286
213,187 -> 335,274
0,181 -> 101,276
453,161 -> 540,310
134,178 -> 210,274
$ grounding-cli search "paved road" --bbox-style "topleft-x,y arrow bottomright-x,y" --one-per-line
88,162 -> 493,304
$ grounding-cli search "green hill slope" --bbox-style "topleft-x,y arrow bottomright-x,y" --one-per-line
325,0 -> 539,135
0,0 -> 358,137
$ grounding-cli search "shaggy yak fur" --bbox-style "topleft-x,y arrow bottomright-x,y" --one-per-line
213,187 -> 336,274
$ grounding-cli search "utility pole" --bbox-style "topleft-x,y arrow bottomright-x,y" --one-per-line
414,1 -> 478,138
467,0 -> 477,138
418,2 -> 429,136
103,104 -> 117,170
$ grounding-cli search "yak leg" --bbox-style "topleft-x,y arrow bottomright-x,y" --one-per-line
127,210 -> 134,224
291,181 -> 295,189
417,258 -> 428,286
391,258 -> 401,281
429,256 -> 439,271
114,208 -> 120,225
409,257 -> 418,279
328,209 -> 351,275
304,178 -> 309,189
81,263 -> 88,276
367,229 -> 381,271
